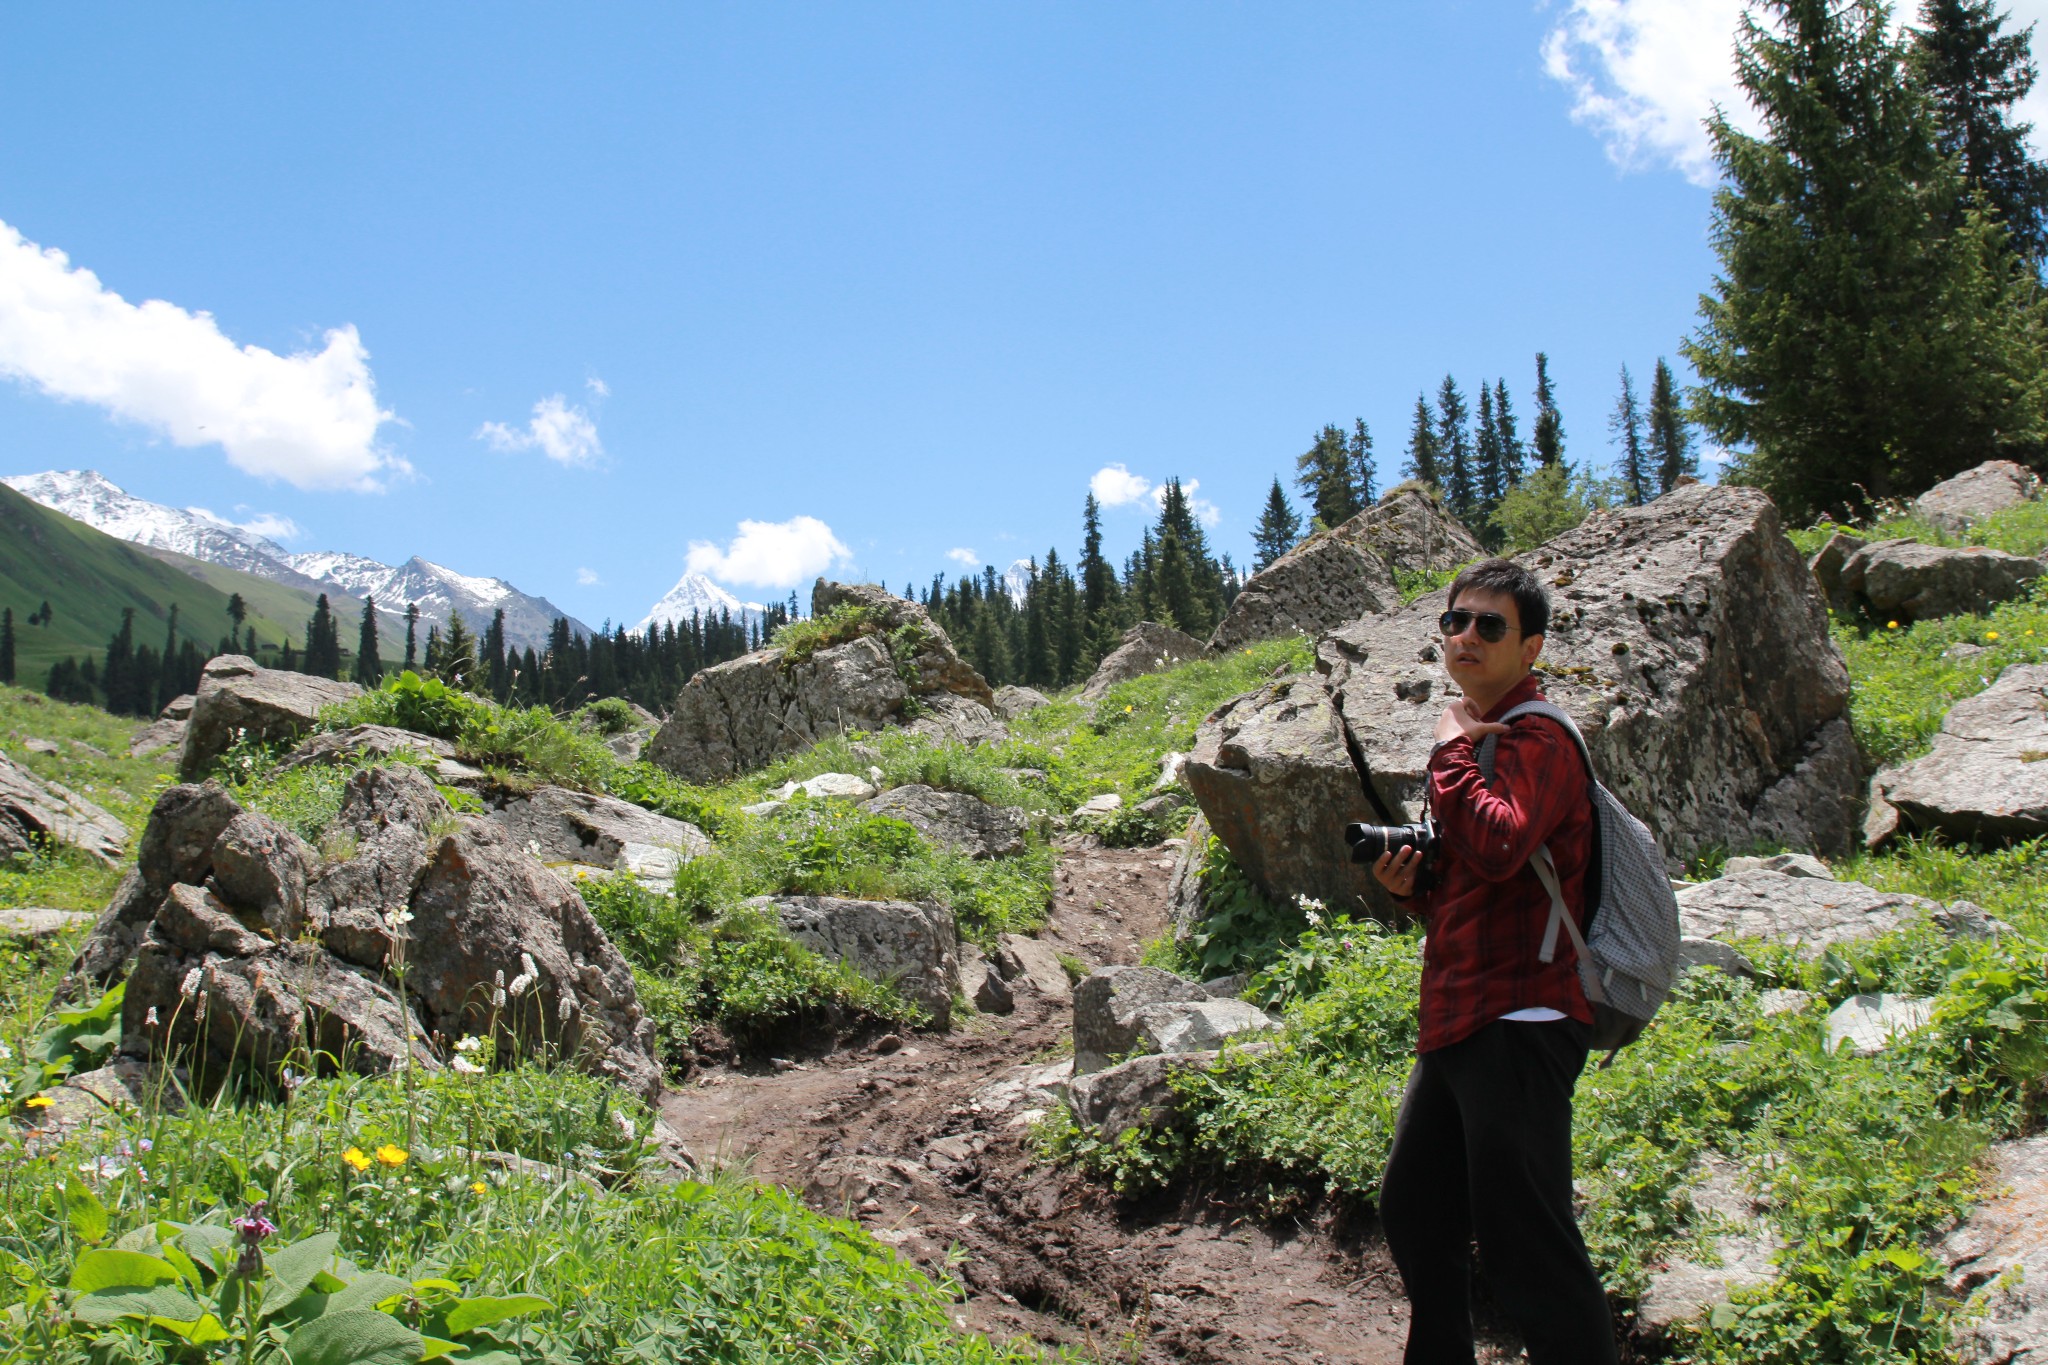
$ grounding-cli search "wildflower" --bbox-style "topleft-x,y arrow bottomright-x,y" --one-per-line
80,1155 -> 126,1179
455,1035 -> 484,1054
24,1095 -> 53,1109
375,1144 -> 408,1168
180,968 -> 204,997
1887,620 -> 1900,630
232,1200 -> 275,1279
144,1007 -> 159,1028
451,1056 -> 485,1075
1987,631 -> 2001,642
471,1181 -> 488,1195
1123,704 -> 1133,713
1295,893 -> 1326,927
343,1147 -> 373,1173
383,908 -> 415,932
493,968 -> 507,1009
0,1042 -> 10,1062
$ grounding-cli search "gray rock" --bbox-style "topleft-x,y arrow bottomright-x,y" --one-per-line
0,750 -> 128,866
766,895 -> 958,1029
1940,1132 -> 2048,1364
1826,993 -> 1935,1055
1723,852 -> 1835,879
1933,899 -> 2009,940
1868,664 -> 2048,847
1080,623 -> 1207,701
993,932 -> 1073,1002
1066,1050 -> 1223,1142
993,685 -> 1051,720
65,782 -> 245,993
23,737 -> 58,755
861,784 -> 1029,859
771,772 -> 878,801
178,655 -> 362,782
1808,531 -> 1869,614
0,906 -> 93,943
1836,538 -> 2042,620
956,942 -> 1014,1014
207,812 -> 318,941
1132,998 -> 1282,1055
1759,989 -> 1814,1016
1914,459 -> 2041,537
901,692 -> 1009,748
1201,973 -> 1249,999
1637,1154 -> 1779,1330
308,765 -> 449,969
1209,485 -> 1485,652
279,724 -> 456,770
739,799 -> 786,817
1185,487 -> 1860,924
488,785 -> 710,886
606,730 -> 649,764
1165,813 -> 1211,941
1678,870 -> 1939,956
1678,937 -> 1756,977
127,694 -> 195,759
1073,965 -> 1208,1074
1073,792 -> 1124,825
646,581 -> 993,784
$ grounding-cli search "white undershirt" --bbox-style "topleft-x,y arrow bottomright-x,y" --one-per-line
1499,1007 -> 1567,1022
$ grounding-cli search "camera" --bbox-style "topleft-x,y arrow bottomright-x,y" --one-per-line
1345,819 -> 1439,867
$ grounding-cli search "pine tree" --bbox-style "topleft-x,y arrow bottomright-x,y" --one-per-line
1295,424 -> 1361,529
1437,376 -> 1476,524
1610,365 -> 1651,506
1913,0 -> 2048,265
1647,358 -> 1697,495
1475,383 -> 1506,529
0,607 -> 13,686
304,595 -> 341,678
438,611 -> 478,690
102,609 -> 139,715
1404,394 -> 1442,486
1350,418 -> 1378,506
355,597 -> 383,686
1494,379 -> 1526,488
226,593 -> 248,654
484,608 -> 509,699
1251,477 -> 1302,571
1687,0 -> 2048,519
157,604 -> 180,712
1077,493 -> 1117,641
403,603 -> 420,672
1533,353 -> 1565,468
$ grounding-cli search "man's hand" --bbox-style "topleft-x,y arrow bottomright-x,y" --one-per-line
1373,845 -> 1423,898
1434,696 -> 1509,745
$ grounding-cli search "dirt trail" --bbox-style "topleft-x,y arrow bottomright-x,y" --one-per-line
660,837 -> 1491,1363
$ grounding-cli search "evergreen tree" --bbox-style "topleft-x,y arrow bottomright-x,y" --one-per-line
157,604 -> 180,712
0,607 -> 12,686
422,625 -> 442,676
438,611 -> 477,689
46,656 -> 93,704
1610,364 -> 1651,506
1295,424 -> 1362,529
304,595 -> 341,678
226,593 -> 247,654
102,609 -> 139,715
1350,418 -> 1378,506
1436,376 -> 1476,523
1475,383 -> 1506,529
1494,379 -> 1526,487
1533,353 -> 1565,468
355,597 -> 383,686
1686,0 -> 2048,519
403,603 -> 420,672
1913,0 -> 2048,265
1077,494 -> 1117,645
1251,477 -> 1302,570
484,608 -> 509,699
1404,394 -> 1442,486
1647,358 -> 1698,495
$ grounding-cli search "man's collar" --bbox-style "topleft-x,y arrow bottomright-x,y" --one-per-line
1477,671 -> 1543,723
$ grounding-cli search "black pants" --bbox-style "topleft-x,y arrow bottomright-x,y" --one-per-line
1378,1019 -> 1617,1365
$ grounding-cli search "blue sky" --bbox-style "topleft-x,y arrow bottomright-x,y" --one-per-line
3,3 -> 2031,623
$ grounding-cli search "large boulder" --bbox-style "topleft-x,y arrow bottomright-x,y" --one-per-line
1914,459 -> 2041,537
127,694 -> 195,759
762,895 -> 958,1029
1072,965 -> 1209,1074
179,656 -> 362,781
646,582 -> 994,783
1834,539 -> 2041,620
488,785 -> 711,885
1676,869 -> 1939,955
0,751 -> 128,866
1185,486 -> 1861,923
1079,623 -> 1207,701
860,784 -> 1029,859
1066,1050 -> 1223,1142
1865,664 -> 2048,847
993,685 -> 1051,720
901,692 -> 1009,747
1209,485 -> 1485,652
1132,998 -> 1281,1056
1941,1133 -> 2048,1364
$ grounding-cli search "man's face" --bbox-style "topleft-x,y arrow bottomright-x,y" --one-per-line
1441,585 -> 1543,700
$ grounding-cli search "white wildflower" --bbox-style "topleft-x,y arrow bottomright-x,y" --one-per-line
1295,893 -> 1326,927
144,1007 -> 159,1028
0,1042 -> 11,1062
455,1035 -> 483,1054
179,968 -> 203,998
507,972 -> 534,998
451,1057 -> 485,1075
382,908 -> 415,931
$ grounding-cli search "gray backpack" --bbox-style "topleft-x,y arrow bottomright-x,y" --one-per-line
1478,700 -> 1683,1061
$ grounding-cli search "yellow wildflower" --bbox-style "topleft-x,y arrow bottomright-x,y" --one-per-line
374,1144 -> 408,1168
24,1095 -> 53,1109
1987,631 -> 2000,641
343,1147 -> 372,1173
1123,704 -> 1133,713
1887,620 -> 1900,630
471,1181 -> 488,1195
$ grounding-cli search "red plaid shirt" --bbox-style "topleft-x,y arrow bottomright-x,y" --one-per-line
1414,673 -> 1594,1053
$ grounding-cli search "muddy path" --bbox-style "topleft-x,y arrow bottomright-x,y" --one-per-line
660,837 -> 1513,1363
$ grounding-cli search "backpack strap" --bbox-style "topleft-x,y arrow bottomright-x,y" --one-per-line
1529,846 -> 1607,1004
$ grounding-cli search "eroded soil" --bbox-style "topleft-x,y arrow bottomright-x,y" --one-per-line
660,837 -> 1518,1363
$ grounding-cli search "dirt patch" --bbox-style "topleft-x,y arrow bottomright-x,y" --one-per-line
659,835 -> 1528,1362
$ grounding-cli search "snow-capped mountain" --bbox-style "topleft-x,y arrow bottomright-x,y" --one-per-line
1003,557 -> 1036,604
6,469 -> 591,652
638,572 -> 766,632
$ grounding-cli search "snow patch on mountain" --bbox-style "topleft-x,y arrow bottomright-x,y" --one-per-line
639,572 -> 765,632
3,469 -> 293,576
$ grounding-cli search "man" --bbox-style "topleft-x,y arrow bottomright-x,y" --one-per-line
1370,557 -> 1616,1365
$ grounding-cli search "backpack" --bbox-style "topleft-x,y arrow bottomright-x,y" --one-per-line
1476,699 -> 1683,1063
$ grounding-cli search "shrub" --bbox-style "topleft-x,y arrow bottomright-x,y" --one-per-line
771,602 -> 877,666
322,669 -> 478,739
577,696 -> 639,736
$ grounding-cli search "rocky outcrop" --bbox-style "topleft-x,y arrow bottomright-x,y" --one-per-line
280,724 -> 457,770
902,692 -> 1009,748
993,932 -> 1073,1002
993,686 -> 1051,720
74,767 -> 661,1101
1677,869 -> 1939,955
1941,1133 -> 2048,1365
764,895 -> 958,1029
1209,486 -> 1485,652
1865,664 -> 2048,848
1073,966 -> 1211,1074
0,751 -> 128,865
488,785 -> 710,886
1914,459 -> 2041,537
0,906 -> 93,945
127,694 -> 194,759
646,581 -> 995,783
1185,486 -> 1860,923
861,784 -> 1029,859
1079,623 -> 1207,701
1834,539 -> 2041,621
178,656 -> 362,781
1066,1050 -> 1222,1142
1132,998 -> 1280,1056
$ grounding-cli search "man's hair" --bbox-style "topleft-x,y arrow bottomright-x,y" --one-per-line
1447,558 -> 1549,638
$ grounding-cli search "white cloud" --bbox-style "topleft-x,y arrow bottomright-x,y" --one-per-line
685,515 -> 852,590
576,567 -> 601,585
1542,1 -> 2048,186
188,505 -> 302,542
586,376 -> 609,398
1151,477 -> 1222,529
0,220 -> 400,491
1090,463 -> 1153,507
946,547 -> 980,566
477,394 -> 603,466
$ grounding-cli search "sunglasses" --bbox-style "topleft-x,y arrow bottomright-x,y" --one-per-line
1437,609 -> 1518,644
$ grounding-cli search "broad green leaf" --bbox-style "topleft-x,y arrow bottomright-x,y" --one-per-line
443,1294 -> 553,1337
1881,1246 -> 1929,1273
329,1273 -> 414,1315
73,1284 -> 209,1327
161,1241 -> 206,1288
1709,1301 -> 1739,1331
152,1311 -> 232,1344
63,1178 -> 108,1243
312,1269 -> 350,1294
449,1353 -> 521,1365
68,1249 -> 183,1293
280,1307 -> 423,1365
417,1338 -> 462,1361
178,1222 -> 236,1270
411,1277 -> 463,1295
114,1225 -> 162,1253
260,1230 -> 340,1318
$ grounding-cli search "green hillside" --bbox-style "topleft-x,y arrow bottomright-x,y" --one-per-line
0,482 -> 304,683
136,543 -> 353,647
